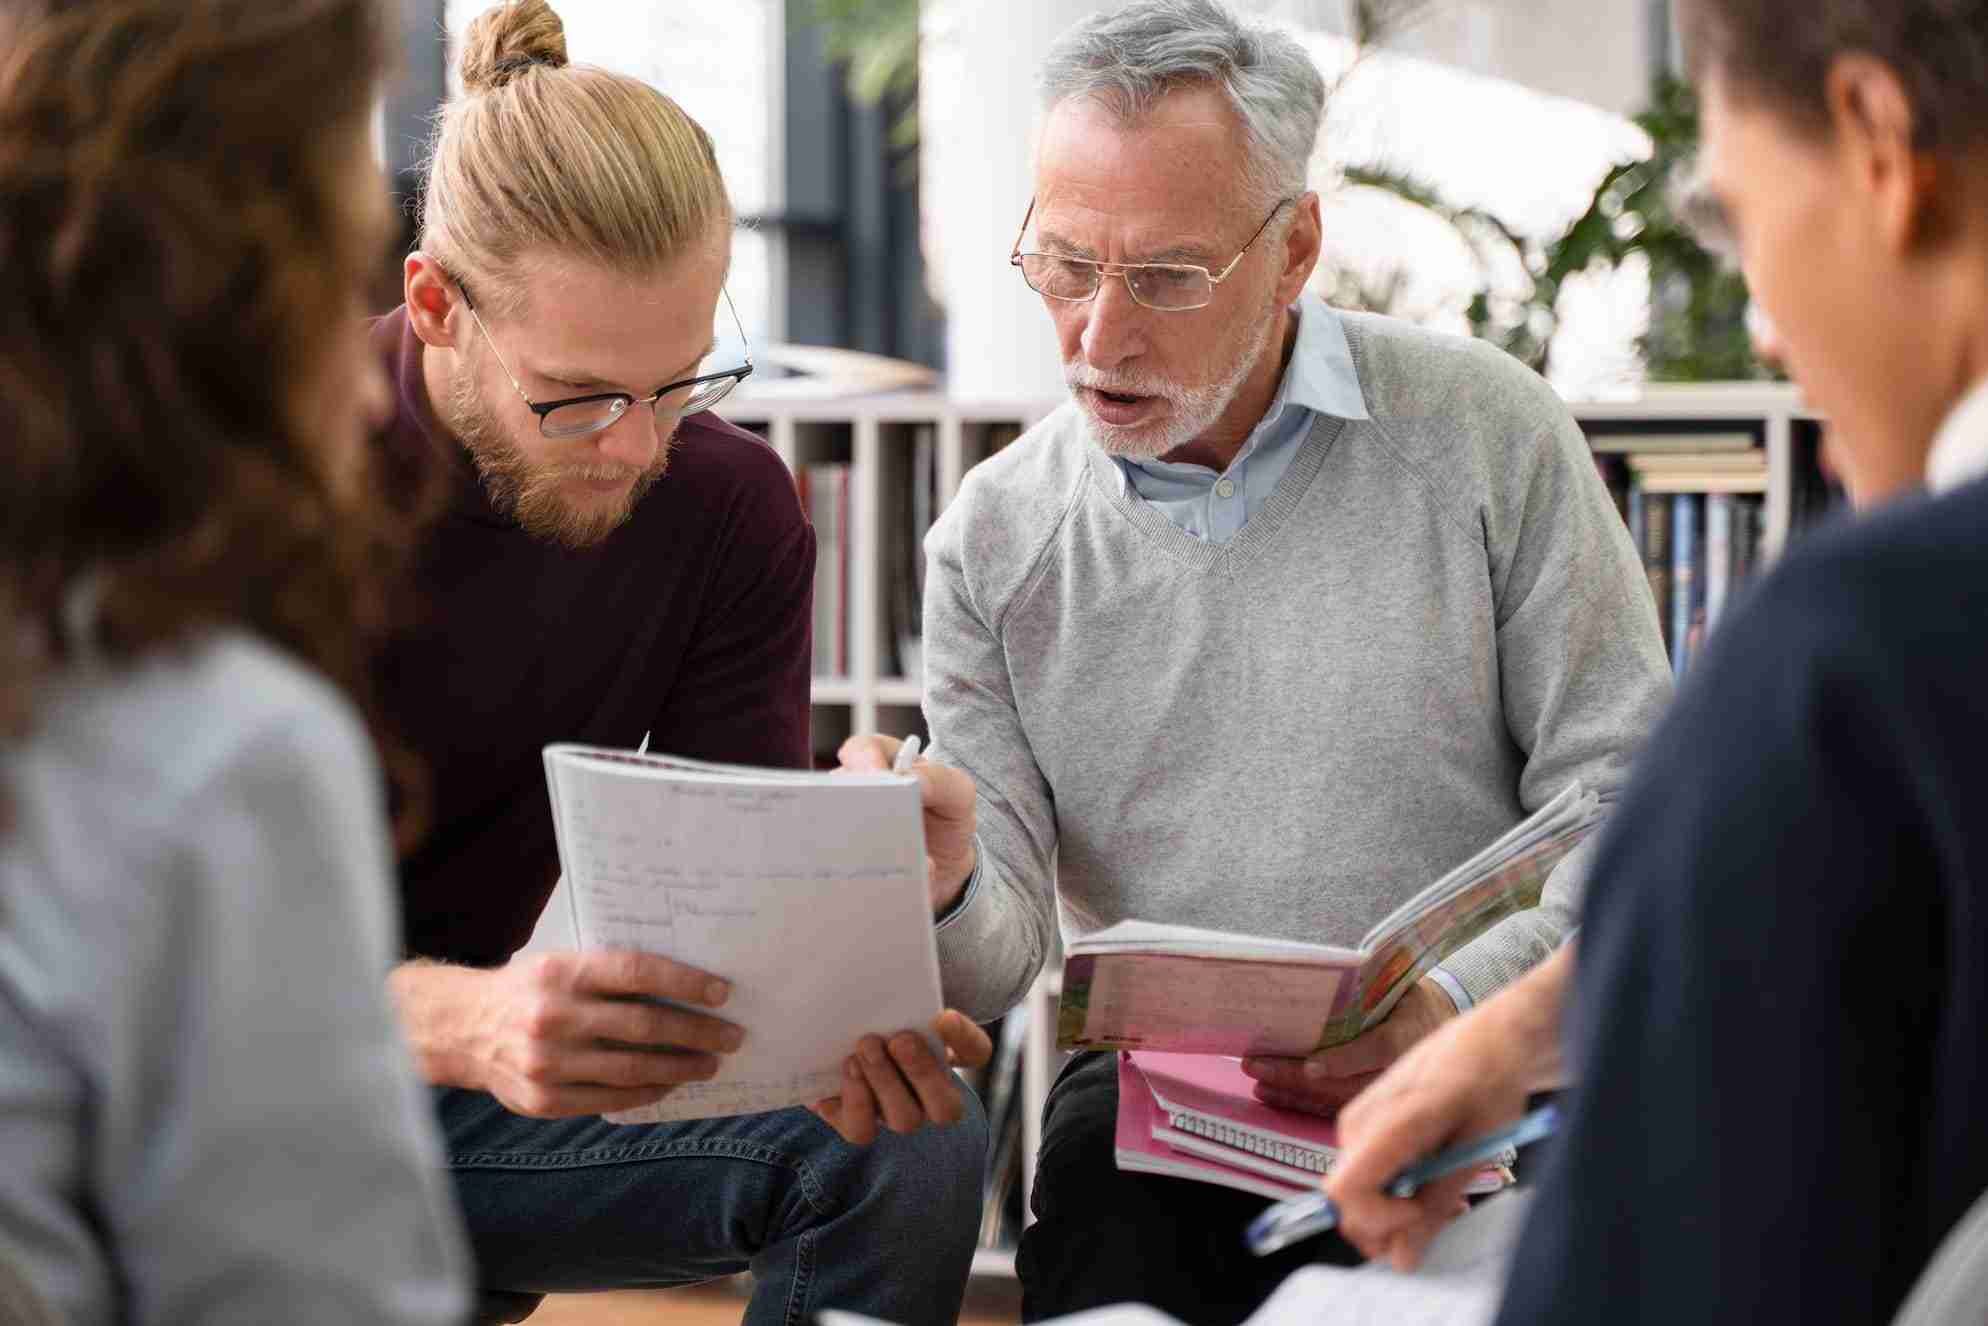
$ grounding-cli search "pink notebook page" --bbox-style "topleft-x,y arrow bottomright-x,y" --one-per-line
1113,1053 -> 1310,1198
1127,1050 -> 1341,1152
1130,1052 -> 1515,1197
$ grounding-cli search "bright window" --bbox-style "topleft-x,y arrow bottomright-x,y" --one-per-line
444,1 -> 784,348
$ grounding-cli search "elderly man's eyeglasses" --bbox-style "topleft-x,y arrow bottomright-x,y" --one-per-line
454,280 -> 755,440
1009,197 -> 1294,312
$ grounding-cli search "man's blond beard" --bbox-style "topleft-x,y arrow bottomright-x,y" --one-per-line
443,359 -> 671,549
1068,311 -> 1273,460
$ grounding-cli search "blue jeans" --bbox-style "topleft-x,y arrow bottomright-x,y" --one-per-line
435,1084 -> 987,1326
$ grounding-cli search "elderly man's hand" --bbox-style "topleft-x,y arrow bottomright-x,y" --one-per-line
838,734 -> 978,914
808,1010 -> 993,1146
1238,977 -> 1459,1116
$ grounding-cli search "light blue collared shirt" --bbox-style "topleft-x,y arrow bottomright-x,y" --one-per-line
1113,292 -> 1371,542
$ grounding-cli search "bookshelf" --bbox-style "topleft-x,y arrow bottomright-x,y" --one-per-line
719,377 -> 1830,1277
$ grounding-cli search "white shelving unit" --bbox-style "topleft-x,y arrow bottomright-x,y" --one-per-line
720,377 -> 1822,1275
727,392 -> 1063,742
730,379 -> 1818,730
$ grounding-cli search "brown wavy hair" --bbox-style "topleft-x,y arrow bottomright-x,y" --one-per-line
0,0 -> 428,844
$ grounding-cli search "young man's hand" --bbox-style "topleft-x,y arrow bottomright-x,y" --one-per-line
808,1010 -> 993,1146
388,950 -> 742,1118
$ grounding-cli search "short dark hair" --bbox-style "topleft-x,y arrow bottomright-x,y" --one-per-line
1678,0 -> 1988,147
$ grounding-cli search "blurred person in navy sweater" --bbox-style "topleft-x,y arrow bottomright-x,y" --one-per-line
1312,2 -> 1988,1322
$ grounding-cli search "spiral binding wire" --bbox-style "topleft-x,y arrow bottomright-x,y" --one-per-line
1165,1111 -> 1334,1174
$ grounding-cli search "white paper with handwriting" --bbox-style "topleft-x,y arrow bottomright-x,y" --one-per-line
542,744 -> 943,1124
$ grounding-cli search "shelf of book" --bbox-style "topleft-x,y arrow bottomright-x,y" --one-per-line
720,378 -> 1834,1276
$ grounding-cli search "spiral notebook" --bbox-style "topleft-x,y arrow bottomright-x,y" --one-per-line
1116,1053 -> 1313,1200
1131,1052 -> 1340,1181
1118,1051 -> 1514,1198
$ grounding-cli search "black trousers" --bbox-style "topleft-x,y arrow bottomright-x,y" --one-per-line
1017,1051 -> 1361,1325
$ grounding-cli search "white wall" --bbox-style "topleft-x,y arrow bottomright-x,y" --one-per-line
919,0 -> 1110,399
1383,0 -> 1655,117
920,0 -> 1660,398
1259,0 -> 1658,117
444,0 -> 785,347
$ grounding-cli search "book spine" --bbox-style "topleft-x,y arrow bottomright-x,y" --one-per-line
1641,485 -> 1672,652
1166,1111 -> 1333,1174
1671,492 -> 1698,678
1705,492 -> 1733,630
836,465 -> 851,677
1688,494 -> 1708,667
804,466 -> 829,677
1736,496 -> 1761,587
1592,452 -> 1629,525
804,463 -> 852,678
901,424 -> 937,680
1677,495 -> 1709,683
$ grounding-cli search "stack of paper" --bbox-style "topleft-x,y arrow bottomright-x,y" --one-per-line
541,744 -> 943,1123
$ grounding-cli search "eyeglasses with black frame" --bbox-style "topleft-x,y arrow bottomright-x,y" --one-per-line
454,279 -> 755,440
1009,196 -> 1295,312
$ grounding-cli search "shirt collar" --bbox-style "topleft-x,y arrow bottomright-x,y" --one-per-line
1927,376 -> 1988,493
1119,293 -> 1370,483
1279,291 -> 1370,425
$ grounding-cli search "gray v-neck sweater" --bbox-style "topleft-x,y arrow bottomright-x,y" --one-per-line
926,311 -> 1672,1023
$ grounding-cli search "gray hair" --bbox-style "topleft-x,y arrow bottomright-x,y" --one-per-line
1038,0 -> 1325,213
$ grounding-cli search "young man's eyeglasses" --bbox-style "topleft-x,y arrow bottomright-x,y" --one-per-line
454,279 -> 754,440
1009,197 -> 1294,312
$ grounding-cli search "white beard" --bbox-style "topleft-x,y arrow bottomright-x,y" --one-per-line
1066,314 -> 1272,460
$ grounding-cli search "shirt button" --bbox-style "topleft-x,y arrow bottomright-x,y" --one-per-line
1215,478 -> 1237,499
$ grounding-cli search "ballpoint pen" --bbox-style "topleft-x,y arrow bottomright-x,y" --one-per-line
1243,1104 -> 1560,1256
891,734 -> 923,773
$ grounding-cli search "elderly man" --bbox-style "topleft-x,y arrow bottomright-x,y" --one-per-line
846,0 -> 1668,1319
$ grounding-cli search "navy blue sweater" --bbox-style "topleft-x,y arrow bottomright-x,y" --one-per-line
1498,474 -> 1988,1325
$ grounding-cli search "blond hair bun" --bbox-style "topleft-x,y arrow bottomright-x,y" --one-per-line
458,0 -> 568,93
422,0 -> 730,313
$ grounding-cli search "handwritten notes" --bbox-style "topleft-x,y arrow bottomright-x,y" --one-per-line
542,746 -> 943,1123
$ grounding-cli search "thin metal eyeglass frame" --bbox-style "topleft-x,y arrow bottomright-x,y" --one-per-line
1008,196 -> 1295,311
454,279 -> 755,438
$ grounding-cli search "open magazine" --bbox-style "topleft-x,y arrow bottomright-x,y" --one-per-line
1056,783 -> 1601,1056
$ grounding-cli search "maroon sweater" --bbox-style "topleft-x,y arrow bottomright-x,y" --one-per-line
371,307 -> 814,968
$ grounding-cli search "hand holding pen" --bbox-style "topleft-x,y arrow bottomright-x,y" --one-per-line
1245,1105 -> 1558,1257
834,731 -> 978,915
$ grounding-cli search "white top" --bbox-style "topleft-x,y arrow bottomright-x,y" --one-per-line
0,631 -> 469,1326
1927,377 -> 1988,493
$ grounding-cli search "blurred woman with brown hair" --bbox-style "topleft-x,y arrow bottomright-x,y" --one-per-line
0,1 -> 469,1321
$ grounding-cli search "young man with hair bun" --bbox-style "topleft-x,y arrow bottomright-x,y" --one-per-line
374,3 -> 987,1321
